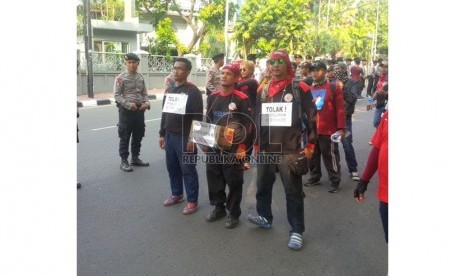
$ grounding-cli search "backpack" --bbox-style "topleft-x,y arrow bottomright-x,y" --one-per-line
330,80 -> 357,117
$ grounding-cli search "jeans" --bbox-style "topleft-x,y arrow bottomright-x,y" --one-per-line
341,116 -> 358,173
256,153 -> 305,233
373,107 -> 384,128
164,132 -> 199,203
379,201 -> 388,243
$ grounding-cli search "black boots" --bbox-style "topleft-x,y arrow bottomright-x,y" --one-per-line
130,156 -> 149,166
120,158 -> 133,172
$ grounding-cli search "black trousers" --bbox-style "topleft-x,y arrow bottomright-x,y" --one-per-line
118,107 -> 145,159
308,135 -> 341,184
367,76 -> 374,96
206,153 -> 244,218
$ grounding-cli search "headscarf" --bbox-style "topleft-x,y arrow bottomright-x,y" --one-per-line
267,50 -> 294,98
334,70 -> 349,84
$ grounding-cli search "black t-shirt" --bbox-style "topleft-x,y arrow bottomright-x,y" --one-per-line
159,82 -> 204,137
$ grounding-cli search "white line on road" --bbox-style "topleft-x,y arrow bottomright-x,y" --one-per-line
91,118 -> 161,131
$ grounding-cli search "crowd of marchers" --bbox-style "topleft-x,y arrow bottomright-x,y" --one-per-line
104,50 -> 389,251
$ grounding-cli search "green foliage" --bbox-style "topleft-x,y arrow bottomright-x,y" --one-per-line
135,0 -> 170,27
90,0 -> 125,21
149,18 -> 179,56
235,0 -> 388,60
199,31 -> 225,57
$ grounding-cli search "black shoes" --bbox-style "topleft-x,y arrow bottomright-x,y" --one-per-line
225,215 -> 239,229
120,159 -> 133,172
206,206 -> 227,222
130,157 -> 149,166
304,178 -> 321,187
328,183 -> 340,193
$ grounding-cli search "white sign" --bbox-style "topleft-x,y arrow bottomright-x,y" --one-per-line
261,102 -> 293,126
189,120 -> 220,148
162,93 -> 188,114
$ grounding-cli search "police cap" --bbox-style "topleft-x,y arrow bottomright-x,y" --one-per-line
212,53 -> 225,62
124,53 -> 140,62
246,54 -> 257,61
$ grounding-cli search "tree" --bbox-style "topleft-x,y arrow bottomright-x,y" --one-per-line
91,0 -> 125,21
135,0 -> 170,27
235,0 -> 388,60
234,0 -> 308,57
149,17 -> 180,56
171,0 -> 237,53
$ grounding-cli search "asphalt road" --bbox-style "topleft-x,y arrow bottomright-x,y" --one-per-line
77,95 -> 387,276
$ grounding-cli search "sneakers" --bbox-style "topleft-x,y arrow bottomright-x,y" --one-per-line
247,214 -> 272,229
351,172 -> 360,181
225,215 -> 239,229
130,157 -> 150,166
182,202 -> 198,215
328,183 -> 340,193
304,178 -> 321,187
206,206 -> 227,222
120,159 -> 133,172
288,232 -> 303,250
163,195 -> 185,206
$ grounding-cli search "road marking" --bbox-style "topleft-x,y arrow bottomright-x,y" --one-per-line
91,118 -> 161,131
92,126 -> 116,131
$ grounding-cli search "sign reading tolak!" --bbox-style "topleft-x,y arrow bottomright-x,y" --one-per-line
162,93 -> 188,114
189,120 -> 234,150
261,102 -> 293,126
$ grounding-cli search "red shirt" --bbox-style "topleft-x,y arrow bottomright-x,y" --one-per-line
310,82 -> 346,135
371,111 -> 388,203
350,65 -> 362,81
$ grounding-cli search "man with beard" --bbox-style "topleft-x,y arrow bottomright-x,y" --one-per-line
203,62 -> 252,229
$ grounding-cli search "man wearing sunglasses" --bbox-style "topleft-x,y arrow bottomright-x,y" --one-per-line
247,50 -> 318,251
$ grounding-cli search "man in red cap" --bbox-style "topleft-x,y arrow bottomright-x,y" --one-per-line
247,49 -> 318,251
202,62 -> 253,229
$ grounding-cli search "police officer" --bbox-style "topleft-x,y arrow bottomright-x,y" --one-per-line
205,53 -> 224,96
114,53 -> 151,172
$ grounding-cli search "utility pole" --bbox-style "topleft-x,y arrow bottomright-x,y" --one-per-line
83,0 -> 94,98
373,0 -> 380,61
224,0 -> 230,63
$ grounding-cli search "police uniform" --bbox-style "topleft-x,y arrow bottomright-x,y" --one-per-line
114,53 -> 151,171
205,53 -> 224,95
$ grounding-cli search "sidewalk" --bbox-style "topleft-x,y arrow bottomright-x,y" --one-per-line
77,86 -> 206,107
77,88 -> 163,108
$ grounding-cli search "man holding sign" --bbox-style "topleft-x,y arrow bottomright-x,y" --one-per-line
247,50 -> 317,251
159,58 -> 204,215
203,62 -> 252,229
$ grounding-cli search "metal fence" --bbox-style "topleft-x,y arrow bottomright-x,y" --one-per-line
78,51 -> 214,73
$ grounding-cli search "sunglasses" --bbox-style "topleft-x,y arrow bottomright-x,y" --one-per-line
268,59 -> 285,66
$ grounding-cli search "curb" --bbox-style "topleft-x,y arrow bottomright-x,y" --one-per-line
78,94 -> 162,108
